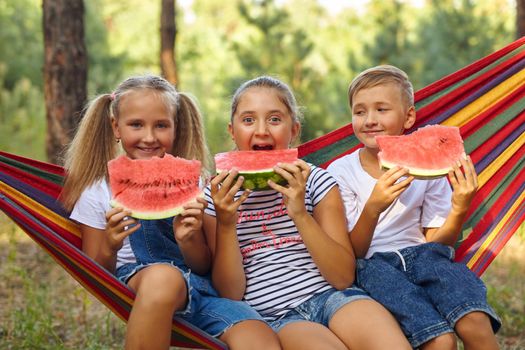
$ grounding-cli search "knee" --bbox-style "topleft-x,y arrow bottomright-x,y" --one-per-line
455,312 -> 492,339
421,333 -> 457,350
135,265 -> 187,309
222,320 -> 281,350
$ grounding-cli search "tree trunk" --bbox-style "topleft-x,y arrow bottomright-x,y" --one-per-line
43,0 -> 87,165
160,0 -> 178,85
518,0 -> 525,38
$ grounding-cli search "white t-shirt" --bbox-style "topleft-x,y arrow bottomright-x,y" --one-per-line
69,180 -> 136,268
204,165 -> 336,321
327,150 -> 451,259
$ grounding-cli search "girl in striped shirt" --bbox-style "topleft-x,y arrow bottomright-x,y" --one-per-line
203,76 -> 411,350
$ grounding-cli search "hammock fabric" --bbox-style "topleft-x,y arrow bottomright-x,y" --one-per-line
1,37 -> 524,349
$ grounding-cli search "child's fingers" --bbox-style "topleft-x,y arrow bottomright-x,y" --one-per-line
118,221 -> 141,239
382,166 -> 409,184
452,162 -> 466,186
267,179 -> 287,194
392,176 -> 414,191
106,209 -> 132,227
210,171 -> 229,194
462,156 -> 478,188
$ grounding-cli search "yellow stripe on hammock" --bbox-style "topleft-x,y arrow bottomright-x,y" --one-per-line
0,181 -> 136,307
0,181 -> 80,236
36,238 -> 135,318
443,69 -> 525,127
477,132 -> 525,188
466,190 -> 525,270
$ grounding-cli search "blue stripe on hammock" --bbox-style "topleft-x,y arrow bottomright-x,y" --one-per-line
475,121 -> 525,173
418,59 -> 525,126
0,171 -> 68,217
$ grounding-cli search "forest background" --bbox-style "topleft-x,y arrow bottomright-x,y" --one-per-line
0,0 -> 524,349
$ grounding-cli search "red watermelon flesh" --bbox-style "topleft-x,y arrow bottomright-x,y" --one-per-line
108,154 -> 202,219
376,125 -> 466,178
214,149 -> 298,190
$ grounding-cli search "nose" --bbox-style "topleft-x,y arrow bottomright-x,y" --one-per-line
364,111 -> 378,126
254,120 -> 269,135
142,127 -> 156,143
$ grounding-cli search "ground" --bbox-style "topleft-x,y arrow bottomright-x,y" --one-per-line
0,214 -> 523,349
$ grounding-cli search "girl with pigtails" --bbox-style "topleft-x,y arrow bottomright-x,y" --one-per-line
61,75 -> 280,350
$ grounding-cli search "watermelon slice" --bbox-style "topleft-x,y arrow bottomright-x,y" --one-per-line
214,149 -> 298,191
108,154 -> 202,219
376,125 -> 466,178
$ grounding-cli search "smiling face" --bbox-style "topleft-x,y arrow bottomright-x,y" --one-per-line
229,87 -> 300,151
112,89 -> 175,160
351,82 -> 415,151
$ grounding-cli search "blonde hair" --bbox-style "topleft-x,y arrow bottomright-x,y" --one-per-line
60,75 -> 211,211
348,65 -> 414,110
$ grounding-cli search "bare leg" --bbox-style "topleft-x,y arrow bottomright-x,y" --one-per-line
125,264 -> 187,350
278,321 -> 347,350
420,333 -> 457,350
220,319 -> 281,350
329,299 -> 412,350
455,312 -> 499,350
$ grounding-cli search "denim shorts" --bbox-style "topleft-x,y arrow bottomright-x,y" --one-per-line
116,262 -> 266,337
356,242 -> 501,348
268,286 -> 371,332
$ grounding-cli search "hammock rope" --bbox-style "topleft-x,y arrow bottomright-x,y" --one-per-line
1,37 -> 524,349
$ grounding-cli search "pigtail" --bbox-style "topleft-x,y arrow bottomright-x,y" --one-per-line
174,93 -> 212,176
60,94 -> 118,211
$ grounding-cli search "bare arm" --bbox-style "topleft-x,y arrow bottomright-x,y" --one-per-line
81,207 -> 140,273
270,161 -> 354,289
349,167 -> 413,258
174,197 -> 211,275
203,170 -> 250,300
425,157 -> 477,245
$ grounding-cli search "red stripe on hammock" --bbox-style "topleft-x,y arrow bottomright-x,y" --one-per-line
456,147 -> 525,261
0,161 -> 62,198
465,143 -> 524,220
0,151 -> 65,176
469,203 -> 524,275
415,51 -> 525,122
468,111 -> 525,165
460,86 -> 525,140
415,36 -> 525,101
298,123 -> 355,157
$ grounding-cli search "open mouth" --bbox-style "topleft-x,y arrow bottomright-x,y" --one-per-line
252,145 -> 274,151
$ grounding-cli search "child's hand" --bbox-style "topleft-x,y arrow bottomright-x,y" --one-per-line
448,156 -> 478,214
268,160 -> 310,220
210,169 -> 251,226
367,166 -> 413,214
174,197 -> 207,242
105,207 -> 141,252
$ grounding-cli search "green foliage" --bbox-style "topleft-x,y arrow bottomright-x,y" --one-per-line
0,0 -> 43,89
0,0 -> 517,156
0,64 -> 46,160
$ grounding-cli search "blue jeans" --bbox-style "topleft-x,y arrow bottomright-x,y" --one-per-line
116,218 -> 266,337
269,286 -> 370,332
356,242 -> 501,348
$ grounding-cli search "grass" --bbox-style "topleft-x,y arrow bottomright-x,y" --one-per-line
0,213 -> 524,349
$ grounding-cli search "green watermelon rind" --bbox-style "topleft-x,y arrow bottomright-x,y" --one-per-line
216,168 -> 287,191
379,154 -> 467,179
110,191 -> 204,220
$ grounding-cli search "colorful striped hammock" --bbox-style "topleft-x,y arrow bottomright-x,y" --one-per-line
0,37 -> 523,349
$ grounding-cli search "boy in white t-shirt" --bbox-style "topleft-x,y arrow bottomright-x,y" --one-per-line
328,65 -> 500,350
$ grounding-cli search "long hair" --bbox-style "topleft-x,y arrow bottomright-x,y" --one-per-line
60,75 -> 211,211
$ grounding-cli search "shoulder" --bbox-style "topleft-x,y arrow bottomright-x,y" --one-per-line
307,164 -> 337,204
327,151 -> 360,174
70,179 -> 111,229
